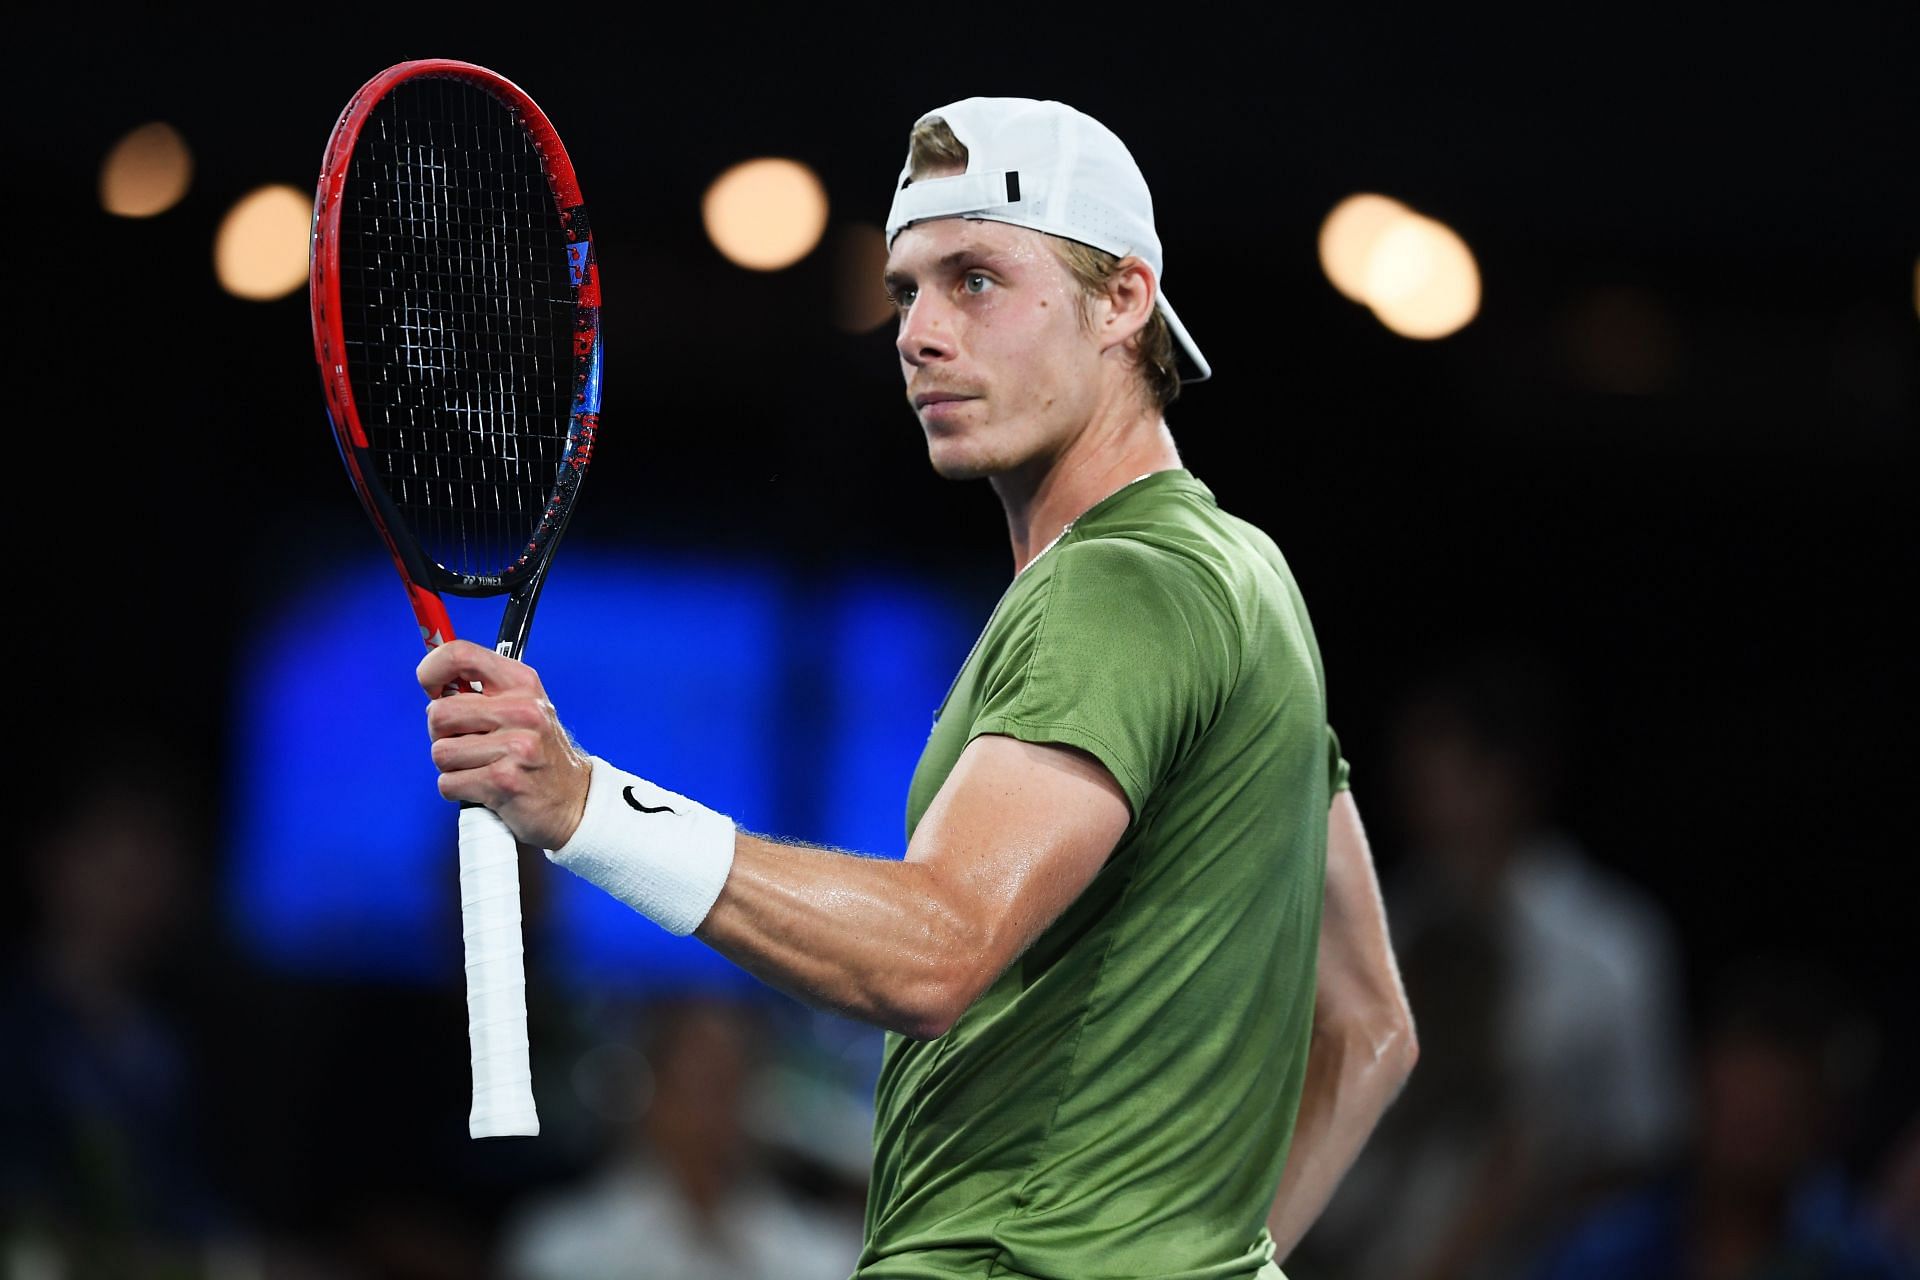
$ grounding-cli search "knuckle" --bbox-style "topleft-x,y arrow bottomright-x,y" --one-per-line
516,698 -> 555,730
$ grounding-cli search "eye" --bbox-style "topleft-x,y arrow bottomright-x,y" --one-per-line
963,272 -> 992,295
888,283 -> 918,311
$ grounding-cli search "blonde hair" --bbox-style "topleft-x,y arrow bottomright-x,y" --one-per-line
905,118 -> 1181,411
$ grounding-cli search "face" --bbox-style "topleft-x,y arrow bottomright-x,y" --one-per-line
884,216 -> 1108,480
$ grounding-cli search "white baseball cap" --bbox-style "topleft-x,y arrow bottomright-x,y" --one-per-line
885,97 -> 1211,384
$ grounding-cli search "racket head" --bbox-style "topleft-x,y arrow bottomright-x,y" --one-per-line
310,59 -> 603,646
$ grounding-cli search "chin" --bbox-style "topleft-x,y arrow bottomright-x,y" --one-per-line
923,433 -> 1004,482
927,451 -> 997,482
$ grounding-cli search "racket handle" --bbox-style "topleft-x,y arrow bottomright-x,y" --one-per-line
458,804 -> 540,1138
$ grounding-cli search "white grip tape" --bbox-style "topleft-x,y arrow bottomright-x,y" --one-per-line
458,806 -> 540,1139
546,757 -> 736,937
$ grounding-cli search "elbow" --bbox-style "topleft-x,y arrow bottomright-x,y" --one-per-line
1381,998 -> 1420,1088
894,1009 -> 959,1042
1365,988 -> 1419,1084
885,959 -> 979,1040
1388,1010 -> 1419,1084
872,869 -> 1008,1040
876,915 -> 996,1041
1318,994 -> 1420,1087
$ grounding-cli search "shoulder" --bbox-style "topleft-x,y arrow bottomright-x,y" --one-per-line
1045,532 -> 1239,622
1030,535 -> 1240,668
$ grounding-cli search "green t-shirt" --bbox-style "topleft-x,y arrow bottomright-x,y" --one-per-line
857,470 -> 1346,1280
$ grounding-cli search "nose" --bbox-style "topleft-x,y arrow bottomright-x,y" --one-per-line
896,293 -> 955,368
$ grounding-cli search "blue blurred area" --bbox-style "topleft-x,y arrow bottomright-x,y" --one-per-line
817,576 -> 971,858
225,546 -> 974,990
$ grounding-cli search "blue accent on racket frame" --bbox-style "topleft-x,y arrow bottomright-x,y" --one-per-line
568,240 -> 591,287
582,332 -> 604,414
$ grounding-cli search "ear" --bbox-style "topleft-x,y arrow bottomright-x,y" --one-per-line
1092,256 -> 1157,357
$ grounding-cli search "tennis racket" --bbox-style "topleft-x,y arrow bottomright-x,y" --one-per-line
309,59 -> 603,1139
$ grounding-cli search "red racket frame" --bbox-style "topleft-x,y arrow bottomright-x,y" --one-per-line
309,58 -> 602,653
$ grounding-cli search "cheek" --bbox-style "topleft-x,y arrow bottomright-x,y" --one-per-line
980,293 -> 1080,381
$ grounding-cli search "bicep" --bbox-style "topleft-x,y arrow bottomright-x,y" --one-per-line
906,732 -> 1130,986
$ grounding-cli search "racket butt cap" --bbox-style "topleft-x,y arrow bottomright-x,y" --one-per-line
469,1102 -> 541,1139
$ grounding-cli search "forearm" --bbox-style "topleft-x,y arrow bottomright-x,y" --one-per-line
532,737 -> 1124,1040
1266,1013 -> 1417,1257
695,832 -> 983,1039
1268,788 -> 1418,1258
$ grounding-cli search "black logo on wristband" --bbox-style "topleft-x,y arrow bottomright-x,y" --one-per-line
623,786 -> 676,815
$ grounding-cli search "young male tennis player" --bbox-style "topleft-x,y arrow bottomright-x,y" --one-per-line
419,97 -> 1417,1279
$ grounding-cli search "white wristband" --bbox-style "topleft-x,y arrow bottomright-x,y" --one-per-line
546,756 -> 737,936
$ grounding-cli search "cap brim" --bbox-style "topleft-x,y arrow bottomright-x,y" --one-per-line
1157,293 -> 1210,384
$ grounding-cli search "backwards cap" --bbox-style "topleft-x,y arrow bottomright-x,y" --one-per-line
885,97 -> 1210,383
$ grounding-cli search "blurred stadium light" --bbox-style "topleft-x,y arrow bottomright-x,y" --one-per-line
1365,214 -> 1480,339
1318,193 -> 1410,303
215,184 -> 309,300
99,121 -> 193,217
703,157 -> 830,271
1318,193 -> 1481,339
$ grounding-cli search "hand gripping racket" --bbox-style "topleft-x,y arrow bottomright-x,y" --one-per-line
309,60 -> 602,1138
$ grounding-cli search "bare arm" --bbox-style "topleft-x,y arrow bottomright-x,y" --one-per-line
696,733 -> 1128,1038
1267,788 -> 1418,1259
418,639 -> 1130,1039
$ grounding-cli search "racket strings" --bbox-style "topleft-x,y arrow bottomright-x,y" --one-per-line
339,76 -> 575,581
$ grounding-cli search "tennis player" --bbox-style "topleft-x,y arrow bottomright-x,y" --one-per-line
420,97 -> 1416,1279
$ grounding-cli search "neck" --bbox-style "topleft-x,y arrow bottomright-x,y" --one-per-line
991,398 -> 1180,574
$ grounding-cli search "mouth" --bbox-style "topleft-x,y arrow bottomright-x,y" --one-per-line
912,390 -> 977,410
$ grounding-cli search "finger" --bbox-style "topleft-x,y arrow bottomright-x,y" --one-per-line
431,729 -> 522,775
417,640 -> 533,697
435,761 -> 504,808
427,690 -> 555,741
435,750 -> 545,815
416,639 -> 489,695
426,690 -> 506,739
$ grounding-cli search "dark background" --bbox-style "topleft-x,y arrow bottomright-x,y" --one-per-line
6,2 -> 1915,1262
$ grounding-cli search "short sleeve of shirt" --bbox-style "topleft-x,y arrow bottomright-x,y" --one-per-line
1328,724 -> 1351,795
966,540 -> 1235,820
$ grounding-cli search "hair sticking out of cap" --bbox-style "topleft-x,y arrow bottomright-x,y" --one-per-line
889,99 -> 1210,390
